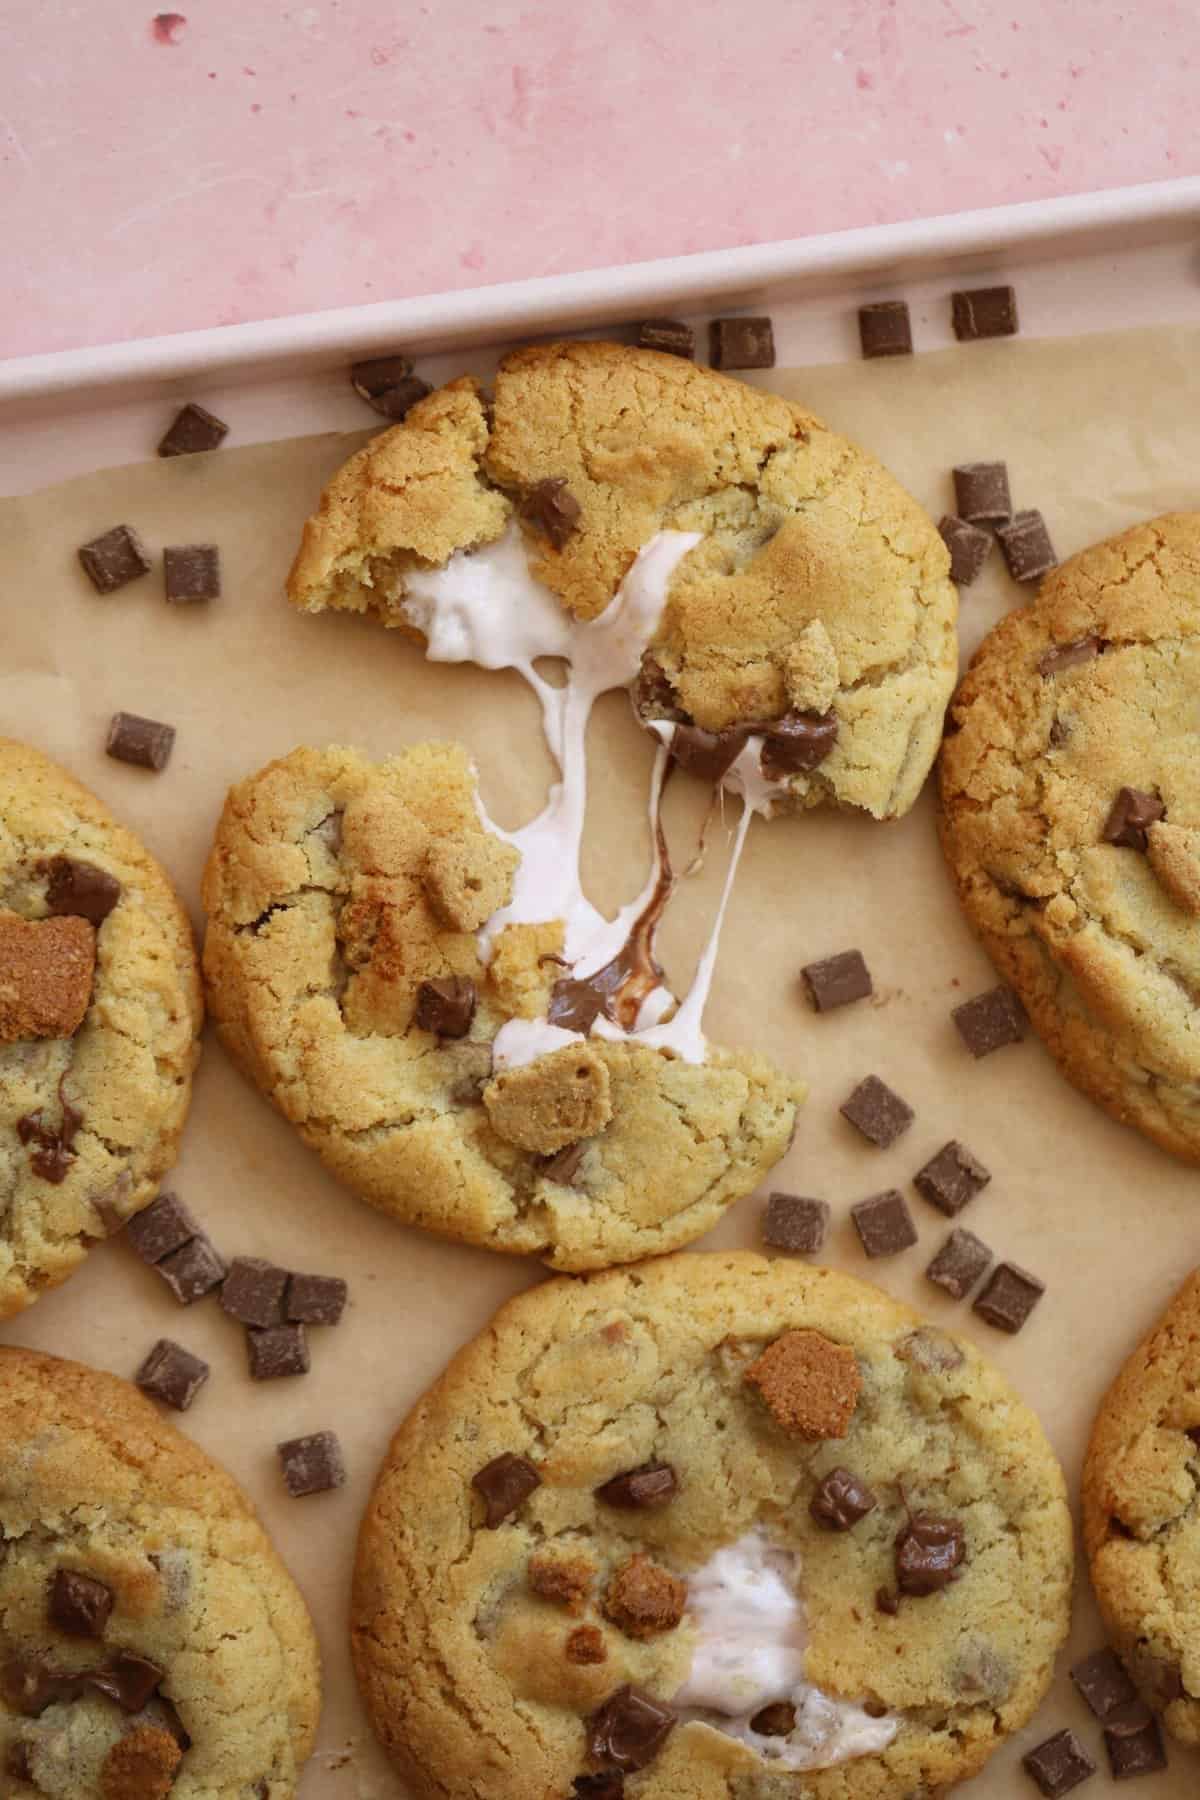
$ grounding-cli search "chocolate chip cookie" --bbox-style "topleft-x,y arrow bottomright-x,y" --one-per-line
0,740 -> 203,1317
351,1250 -> 1072,1799
939,513 -> 1200,1162
0,1345 -> 319,1795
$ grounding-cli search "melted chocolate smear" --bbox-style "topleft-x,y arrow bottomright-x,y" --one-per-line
17,1076 -> 83,1184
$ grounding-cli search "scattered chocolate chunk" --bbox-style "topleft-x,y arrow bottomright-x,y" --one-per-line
220,1256 -> 288,1328
540,1141 -> 587,1187
973,1261 -> 1044,1333
158,402 -> 229,456
246,1322 -> 310,1380
759,709 -> 838,778
637,318 -> 694,358
136,1339 -> 209,1411
895,1326 -> 964,1372
952,460 -> 1012,523
105,712 -> 176,772
951,284 -> 1019,340
520,477 -> 582,550
89,1650 -> 164,1713
810,1467 -> 878,1530
858,300 -> 912,358
851,1190 -> 918,1258
595,1461 -> 678,1509
588,1685 -> 675,1773
997,509 -> 1057,583
1103,787 -> 1165,852
801,949 -> 873,1013
926,1228 -> 993,1301
1023,1728 -> 1097,1797
665,722 -> 749,783
710,316 -> 775,370
744,1329 -> 862,1439
1039,635 -> 1101,677
472,1451 -> 541,1527
952,985 -> 1026,1057
44,856 -> 122,926
125,1191 -> 198,1264
763,1192 -> 830,1255
350,356 -> 432,419
285,1271 -> 348,1326
17,1087 -> 84,1183
566,1624 -> 608,1664
840,1075 -> 914,1149
1,1656 -> 83,1716
413,975 -> 476,1038
875,1586 -> 898,1615
164,543 -> 221,604
78,525 -> 152,595
895,1513 -> 966,1594
913,1140 -> 991,1215
277,1430 -> 346,1498
1104,1704 -> 1167,1780
938,514 -> 992,585
156,1232 -> 227,1304
750,1701 -> 797,1737
48,1568 -> 114,1639
1,915 -> 95,1046
603,1554 -> 687,1639
573,1774 -> 625,1799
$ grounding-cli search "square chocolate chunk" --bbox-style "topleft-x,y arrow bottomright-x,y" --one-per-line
350,357 -> 432,420
157,402 -> 229,457
913,1141 -> 992,1215
105,712 -> 176,773
973,1261 -> 1044,1333
710,316 -> 775,370
997,509 -> 1057,584
220,1257 -> 288,1328
801,950 -> 872,1013
851,1190 -> 918,1258
135,1339 -> 209,1412
164,544 -> 221,604
277,1430 -> 346,1498
1071,1648 -> 1138,1720
952,986 -> 1026,1057
763,1193 -> 830,1256
840,1076 -> 914,1149
285,1272 -> 348,1326
637,319 -> 694,358
124,1192 -> 199,1265
952,461 -> 1012,523
926,1228 -> 992,1301
48,1569 -> 114,1639
858,300 -> 912,359
246,1323 -> 310,1380
44,857 -> 122,927
951,284 -> 1019,341
1103,1705 -> 1167,1780
78,525 -> 152,595
1022,1728 -> 1096,1797
938,515 -> 992,586
156,1234 -> 227,1304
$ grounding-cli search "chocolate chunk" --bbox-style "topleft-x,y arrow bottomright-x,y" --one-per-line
973,1261 -> 1044,1333
637,319 -> 694,358
1039,635 -> 1101,677
810,1467 -> 878,1530
952,985 -> 1026,1057
667,723 -> 750,783
6,1742 -> 32,1781
124,1191 -> 198,1264
520,477 -> 582,550
546,973 -> 614,1033
285,1271 -> 348,1326
1023,1728 -> 1097,1797
588,1685 -> 675,1773
48,1568 -> 114,1638
44,856 -> 122,926
852,1190 -> 918,1258
710,316 -> 775,370
158,402 -> 229,456
875,1586 -> 899,1615
895,1327 -> 964,1372
573,1775 -> 625,1799
220,1256 -> 288,1327
413,975 -> 476,1038
997,509 -> 1057,583
472,1451 -> 541,1527
952,461 -> 1012,523
89,1650 -> 164,1712
926,1227 -> 992,1301
156,1232 -> 227,1304
1104,1705 -> 1167,1780
78,525 -> 152,595
17,1087 -> 84,1183
164,543 -> 221,603
246,1322 -> 310,1380
595,1461 -> 678,1509
914,1141 -> 991,1216
858,300 -> 912,359
763,1193 -> 830,1255
840,1075 -> 914,1149
801,949 -> 873,1013
277,1430 -> 346,1497
750,1701 -> 797,1736
759,709 -> 838,778
938,514 -> 992,586
540,1142 -> 587,1187
105,712 -> 176,772
350,356 -> 432,420
952,284 -> 1019,340
895,1513 -> 966,1594
566,1624 -> 608,1664
1,1656 -> 83,1716
136,1339 -> 209,1411
1103,787 -> 1165,852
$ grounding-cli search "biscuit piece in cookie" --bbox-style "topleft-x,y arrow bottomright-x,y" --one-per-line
288,341 -> 958,821
0,1346 -> 319,1795
0,740 -> 203,1318
1083,1269 -> 1200,1746
939,514 -> 1200,1162
351,1251 -> 1072,1800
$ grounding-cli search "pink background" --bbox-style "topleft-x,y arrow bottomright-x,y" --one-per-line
3,0 -> 1197,360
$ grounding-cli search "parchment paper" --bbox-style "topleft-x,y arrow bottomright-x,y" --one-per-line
3,327 -> 1200,1798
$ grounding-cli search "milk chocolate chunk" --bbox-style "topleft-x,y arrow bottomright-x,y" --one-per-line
285,1271 -> 348,1326
810,1467 -> 877,1530
277,1430 -> 346,1498
1103,787 -> 1165,852
997,509 -> 1057,583
125,1191 -> 198,1264
48,1568 -> 114,1639
17,1088 -> 84,1183
637,319 -> 694,358
763,1192 -> 829,1255
1071,1648 -> 1138,1720
938,514 -> 992,585
105,712 -> 176,772
588,1684 -> 676,1772
926,1227 -> 992,1301
157,401 -> 229,456
759,709 -> 838,778
1023,1728 -> 1097,1796
573,1774 -> 625,1798
89,1650 -> 164,1712
1039,634 -> 1101,677
540,1141 -> 587,1187
1,1656 -> 82,1715
952,460 -> 1012,523
44,856 -> 122,926
858,300 -> 912,358
895,1513 -> 966,1594
220,1256 -> 288,1328
952,985 -> 1026,1057
246,1322 -> 310,1380
895,1327 -> 963,1372
851,1190 -> 918,1258
914,1140 -> 991,1215
164,543 -> 221,603
413,975 -> 476,1038
951,284 -> 1019,340
840,1075 -> 914,1149
750,1702 -> 797,1736
520,477 -> 582,549
350,356 -> 432,420
666,723 -> 749,783
78,525 -> 152,594
973,1261 -> 1044,1333
801,949 -> 872,1013
0,913 -> 95,1042
472,1451 -> 541,1527
135,1339 -> 209,1411
1103,1705 -> 1167,1780
157,1233 -> 227,1304
710,316 -> 775,370
595,1461 -> 678,1509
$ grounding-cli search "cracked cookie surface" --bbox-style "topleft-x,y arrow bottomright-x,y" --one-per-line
201,745 -> 801,1270
351,1250 -> 1072,1800
0,741 -> 203,1317
938,513 -> 1200,1161
0,1345 -> 319,1797
287,340 -> 958,821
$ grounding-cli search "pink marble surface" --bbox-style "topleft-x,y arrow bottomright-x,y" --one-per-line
3,0 -> 1197,360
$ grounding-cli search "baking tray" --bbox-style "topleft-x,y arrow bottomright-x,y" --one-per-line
3,179 -> 1200,1800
